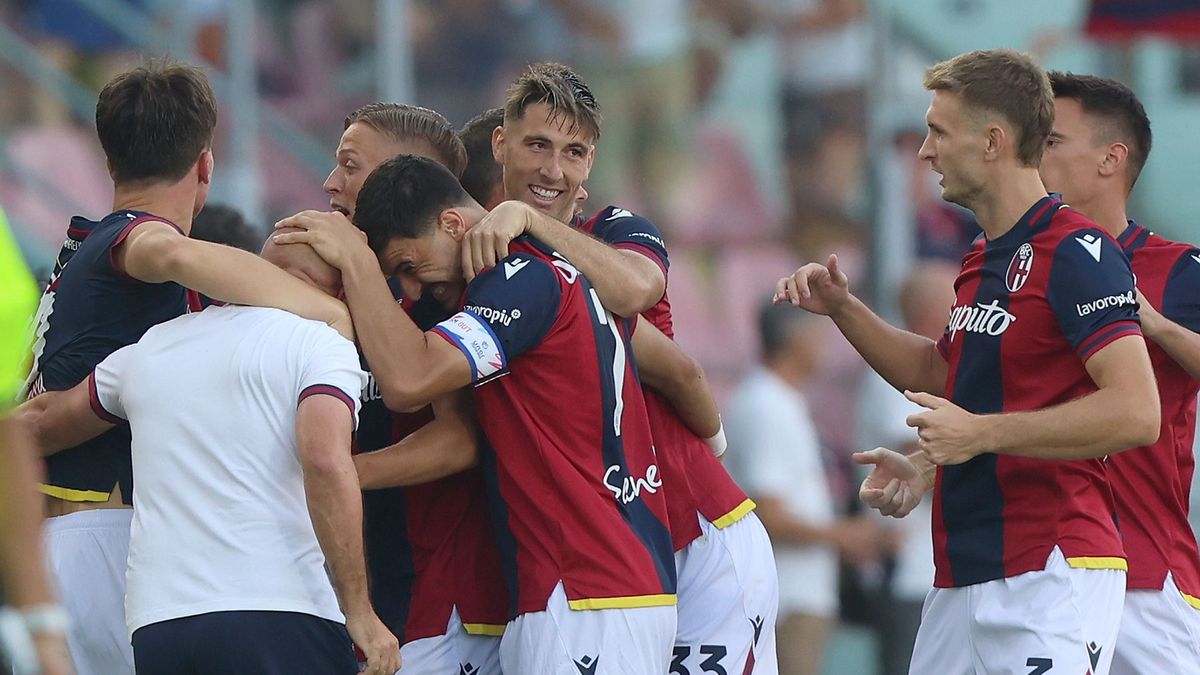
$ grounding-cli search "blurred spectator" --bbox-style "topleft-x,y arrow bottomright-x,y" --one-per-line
726,300 -> 882,675
190,203 -> 262,253
855,260 -> 957,675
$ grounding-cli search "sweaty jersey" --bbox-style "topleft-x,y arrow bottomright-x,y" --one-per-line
26,210 -> 190,503
933,196 -> 1138,588
1111,221 -> 1200,602
355,288 -> 509,641
433,236 -> 676,615
580,206 -> 754,550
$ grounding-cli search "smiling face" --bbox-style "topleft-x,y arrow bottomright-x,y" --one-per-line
918,90 -> 990,210
323,122 -> 438,218
1039,97 -> 1108,206
494,102 -> 595,224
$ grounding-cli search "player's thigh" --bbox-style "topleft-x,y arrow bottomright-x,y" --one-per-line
44,510 -> 134,675
972,548 -> 1122,675
1111,582 -> 1200,675
192,610 -> 357,674
500,582 -> 676,675
908,587 -> 972,675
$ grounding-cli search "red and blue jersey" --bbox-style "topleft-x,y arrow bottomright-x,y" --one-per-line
580,206 -> 754,550
354,287 -> 509,641
933,196 -> 1138,588
27,210 -> 191,504
1112,221 -> 1200,601
433,235 -> 676,615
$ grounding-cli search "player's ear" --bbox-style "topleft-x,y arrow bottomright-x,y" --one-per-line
441,208 -> 467,241
491,125 -> 506,166
1098,142 -> 1128,180
198,149 -> 214,185
983,124 -> 1005,161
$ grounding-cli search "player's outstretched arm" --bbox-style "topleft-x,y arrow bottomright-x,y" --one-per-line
851,447 -> 934,518
908,336 -> 1159,463
354,391 -> 480,489
463,201 -> 665,316
296,395 -> 400,675
115,220 -> 354,340
630,317 -> 722,442
1137,289 -> 1200,381
13,382 -> 115,456
775,255 -> 949,396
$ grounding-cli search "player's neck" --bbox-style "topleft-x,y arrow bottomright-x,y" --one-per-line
972,167 -> 1048,240
1066,193 -> 1129,240
112,183 -> 195,235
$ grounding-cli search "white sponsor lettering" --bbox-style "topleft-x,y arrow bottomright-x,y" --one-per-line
1076,290 -> 1136,316
946,299 -> 1017,341
361,372 -> 382,403
464,305 -> 522,327
604,463 -> 662,504
552,258 -> 579,284
628,231 -> 667,250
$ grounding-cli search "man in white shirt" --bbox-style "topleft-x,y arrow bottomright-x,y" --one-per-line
726,301 -> 882,675
16,237 -> 400,675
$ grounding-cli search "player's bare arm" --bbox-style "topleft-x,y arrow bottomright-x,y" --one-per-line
296,395 -> 400,675
852,447 -> 935,518
776,254 -> 949,395
909,335 -> 1159,464
630,316 -> 721,439
1136,288 -> 1200,381
114,219 -> 354,340
13,382 -> 114,457
462,200 -> 665,316
353,391 -> 479,489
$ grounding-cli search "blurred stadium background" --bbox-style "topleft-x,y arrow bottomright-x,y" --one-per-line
3,1 -> 1199,673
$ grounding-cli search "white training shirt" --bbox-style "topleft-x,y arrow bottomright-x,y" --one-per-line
89,305 -> 366,636
725,367 -> 838,617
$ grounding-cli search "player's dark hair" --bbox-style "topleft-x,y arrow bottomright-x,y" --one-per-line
344,102 -> 467,178
190,203 -> 261,253
354,155 -> 472,253
458,107 -> 504,207
1048,71 -> 1153,189
504,62 -> 601,140
924,49 -> 1053,167
758,299 -> 815,360
95,61 -> 218,185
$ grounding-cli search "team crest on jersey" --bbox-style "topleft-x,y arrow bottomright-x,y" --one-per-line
1005,243 -> 1034,292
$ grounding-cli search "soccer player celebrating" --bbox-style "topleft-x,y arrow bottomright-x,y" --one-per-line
24,62 -> 351,675
776,49 -> 1161,675
1040,71 -> 1200,674
461,62 -> 779,675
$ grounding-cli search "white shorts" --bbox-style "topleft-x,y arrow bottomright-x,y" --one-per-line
674,512 -> 779,675
43,509 -> 134,675
909,546 -> 1125,675
398,606 -> 501,675
1111,573 -> 1200,675
499,581 -> 676,675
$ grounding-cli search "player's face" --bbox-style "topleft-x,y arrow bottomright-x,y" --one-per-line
325,123 -> 434,218
1039,98 -> 1106,205
494,103 -> 595,224
918,90 -> 988,209
377,229 -> 464,310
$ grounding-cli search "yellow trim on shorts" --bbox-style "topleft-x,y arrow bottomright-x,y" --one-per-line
462,623 -> 506,636
566,594 -> 677,611
1181,593 -> 1200,610
1065,556 -> 1128,571
710,499 -> 756,529
39,484 -> 112,502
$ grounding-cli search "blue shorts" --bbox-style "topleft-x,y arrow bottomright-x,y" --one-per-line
131,610 -> 357,675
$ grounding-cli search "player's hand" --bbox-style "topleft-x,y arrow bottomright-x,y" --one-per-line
773,254 -> 851,316
1134,288 -> 1166,339
346,611 -> 400,675
852,447 -> 928,518
462,200 -> 532,282
905,390 -> 985,465
827,516 -> 884,565
273,210 -> 371,271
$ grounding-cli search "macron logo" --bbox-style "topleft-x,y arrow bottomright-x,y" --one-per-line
1191,254 -> 1200,265
607,208 -> 633,221
1075,234 -> 1103,262
503,258 -> 529,279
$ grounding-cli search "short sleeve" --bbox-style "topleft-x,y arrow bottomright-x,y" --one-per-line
588,206 -> 670,274
432,254 -> 561,384
1160,248 -> 1200,333
297,328 -> 368,429
89,344 -> 137,422
1046,229 -> 1142,362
